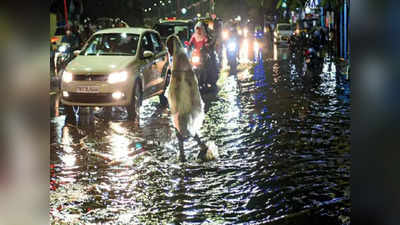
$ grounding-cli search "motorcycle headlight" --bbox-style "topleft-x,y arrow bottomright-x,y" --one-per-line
58,45 -> 68,53
108,71 -> 128,84
192,55 -> 200,64
62,71 -> 73,83
228,42 -> 237,52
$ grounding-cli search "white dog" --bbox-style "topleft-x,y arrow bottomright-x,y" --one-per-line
165,35 -> 212,161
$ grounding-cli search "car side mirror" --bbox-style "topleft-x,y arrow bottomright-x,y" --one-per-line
143,50 -> 154,59
73,50 -> 81,56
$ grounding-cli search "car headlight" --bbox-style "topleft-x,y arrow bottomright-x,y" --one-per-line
228,41 -> 236,52
108,71 -> 128,84
62,71 -> 73,83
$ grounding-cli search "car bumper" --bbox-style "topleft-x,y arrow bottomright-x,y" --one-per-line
61,81 -> 131,106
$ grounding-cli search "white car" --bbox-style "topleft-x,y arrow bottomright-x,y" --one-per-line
61,27 -> 170,121
274,23 -> 292,43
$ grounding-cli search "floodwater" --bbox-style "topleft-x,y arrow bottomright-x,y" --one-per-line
50,45 -> 350,224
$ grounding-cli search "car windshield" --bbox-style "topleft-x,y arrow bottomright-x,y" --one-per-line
278,25 -> 291,31
80,33 -> 139,56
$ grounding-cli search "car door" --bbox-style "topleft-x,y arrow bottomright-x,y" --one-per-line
138,32 -> 157,97
149,32 -> 168,95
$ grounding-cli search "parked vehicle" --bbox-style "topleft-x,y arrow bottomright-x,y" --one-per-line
61,28 -> 170,121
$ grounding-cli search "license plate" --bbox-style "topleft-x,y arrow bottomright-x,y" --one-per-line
76,86 -> 99,93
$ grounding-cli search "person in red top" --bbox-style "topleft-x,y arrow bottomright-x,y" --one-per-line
185,22 -> 209,52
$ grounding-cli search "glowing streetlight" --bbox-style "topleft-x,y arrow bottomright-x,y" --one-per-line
181,8 -> 187,15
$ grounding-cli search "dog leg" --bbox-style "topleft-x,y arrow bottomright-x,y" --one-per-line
194,134 -> 208,161
176,128 -> 186,162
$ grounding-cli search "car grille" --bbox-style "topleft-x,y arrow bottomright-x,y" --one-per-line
73,74 -> 108,81
66,93 -> 115,103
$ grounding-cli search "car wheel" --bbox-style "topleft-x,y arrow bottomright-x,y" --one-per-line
127,81 -> 142,121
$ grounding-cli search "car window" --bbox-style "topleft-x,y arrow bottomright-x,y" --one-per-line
80,33 -> 139,56
150,33 -> 163,54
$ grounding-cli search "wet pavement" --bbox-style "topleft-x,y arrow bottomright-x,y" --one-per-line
50,44 -> 350,224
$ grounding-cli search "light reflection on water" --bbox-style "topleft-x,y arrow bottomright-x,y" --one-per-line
50,51 -> 350,224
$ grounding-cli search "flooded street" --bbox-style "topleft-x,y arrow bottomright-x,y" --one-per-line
50,46 -> 350,224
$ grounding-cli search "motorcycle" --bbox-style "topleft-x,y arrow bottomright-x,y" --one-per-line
226,37 -> 238,74
54,43 -> 77,89
55,43 -> 74,76
304,47 -> 322,72
187,41 -> 218,90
